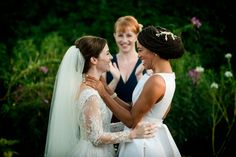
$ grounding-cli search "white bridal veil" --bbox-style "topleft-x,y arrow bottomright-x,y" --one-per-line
44,46 -> 85,157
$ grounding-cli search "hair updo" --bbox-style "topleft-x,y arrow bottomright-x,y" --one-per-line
75,35 -> 107,73
137,25 -> 185,59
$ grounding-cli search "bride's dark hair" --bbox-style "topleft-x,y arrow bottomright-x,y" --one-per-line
137,25 -> 185,60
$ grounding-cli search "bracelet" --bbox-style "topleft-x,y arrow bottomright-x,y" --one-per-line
110,93 -> 117,99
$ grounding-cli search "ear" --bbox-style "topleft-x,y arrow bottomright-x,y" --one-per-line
90,57 -> 97,64
113,33 -> 116,38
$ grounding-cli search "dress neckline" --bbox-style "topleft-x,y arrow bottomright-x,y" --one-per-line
146,72 -> 175,76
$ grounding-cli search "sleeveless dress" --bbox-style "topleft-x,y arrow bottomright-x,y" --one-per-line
70,88 -> 132,157
118,73 -> 181,157
106,55 -> 142,122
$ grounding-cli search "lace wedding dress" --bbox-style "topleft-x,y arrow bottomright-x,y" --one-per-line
71,87 -> 131,157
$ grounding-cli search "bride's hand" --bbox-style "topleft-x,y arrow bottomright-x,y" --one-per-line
130,122 -> 157,139
85,75 -> 109,97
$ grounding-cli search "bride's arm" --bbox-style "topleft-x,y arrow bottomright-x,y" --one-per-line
110,122 -> 124,132
100,75 -> 131,111
82,95 -> 155,146
87,75 -> 165,128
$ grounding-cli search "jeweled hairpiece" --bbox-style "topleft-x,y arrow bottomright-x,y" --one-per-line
156,31 -> 177,41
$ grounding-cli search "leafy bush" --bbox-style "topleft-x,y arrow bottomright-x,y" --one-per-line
0,138 -> 19,157
166,20 -> 235,157
0,1 -> 235,157
0,33 -> 67,156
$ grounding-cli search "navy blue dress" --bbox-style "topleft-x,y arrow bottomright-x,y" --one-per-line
106,55 -> 142,122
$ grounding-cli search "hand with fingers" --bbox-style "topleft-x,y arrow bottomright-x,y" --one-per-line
135,63 -> 145,81
130,122 -> 157,139
109,62 -> 121,81
85,75 -> 109,97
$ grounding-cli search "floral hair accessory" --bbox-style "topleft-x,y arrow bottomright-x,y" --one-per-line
156,31 -> 177,41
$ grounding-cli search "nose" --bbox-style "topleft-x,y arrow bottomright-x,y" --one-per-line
138,52 -> 142,59
110,53 -> 113,60
122,36 -> 128,42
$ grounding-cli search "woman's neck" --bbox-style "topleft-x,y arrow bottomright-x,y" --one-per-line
117,50 -> 138,60
86,68 -> 101,80
152,59 -> 172,73
117,49 -> 138,57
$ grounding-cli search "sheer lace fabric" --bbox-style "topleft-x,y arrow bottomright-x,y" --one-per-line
71,87 -> 132,157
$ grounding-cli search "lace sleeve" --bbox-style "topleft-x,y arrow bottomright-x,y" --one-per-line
110,122 -> 125,132
82,94 -> 132,146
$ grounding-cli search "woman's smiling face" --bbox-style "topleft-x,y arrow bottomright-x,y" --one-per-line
137,41 -> 156,70
97,44 -> 113,72
114,27 -> 137,53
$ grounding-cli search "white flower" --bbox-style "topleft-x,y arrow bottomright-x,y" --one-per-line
210,82 -> 218,89
225,53 -> 232,59
195,66 -> 204,72
224,71 -> 233,77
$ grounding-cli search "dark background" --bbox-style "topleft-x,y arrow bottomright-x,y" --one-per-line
0,0 -> 235,157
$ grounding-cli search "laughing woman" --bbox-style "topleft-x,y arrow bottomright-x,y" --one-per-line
44,35 -> 156,157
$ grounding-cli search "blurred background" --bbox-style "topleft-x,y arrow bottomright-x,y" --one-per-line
0,0 -> 235,156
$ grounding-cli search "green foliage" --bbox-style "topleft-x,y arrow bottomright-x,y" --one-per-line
0,138 -> 19,157
0,33 -> 67,156
205,54 -> 235,157
165,23 -> 235,156
0,0 -> 235,157
167,52 -> 212,156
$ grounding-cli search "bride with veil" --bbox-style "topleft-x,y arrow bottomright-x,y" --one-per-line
44,35 -> 156,157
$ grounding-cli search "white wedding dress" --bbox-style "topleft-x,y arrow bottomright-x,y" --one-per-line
118,73 -> 181,157
71,87 -> 131,157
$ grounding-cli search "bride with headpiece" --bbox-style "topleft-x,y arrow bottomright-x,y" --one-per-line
44,35 -> 156,157
85,26 -> 184,157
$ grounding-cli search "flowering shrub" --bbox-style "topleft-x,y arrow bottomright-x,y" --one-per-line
168,52 -> 213,156
0,33 -> 67,156
166,16 -> 235,156
168,51 -> 235,157
190,17 -> 202,28
0,9 -> 234,156
188,66 -> 204,84
206,53 -> 235,156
